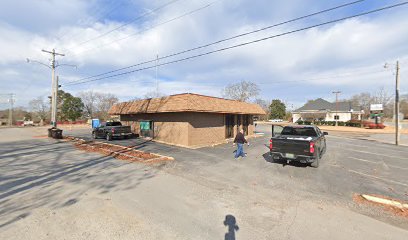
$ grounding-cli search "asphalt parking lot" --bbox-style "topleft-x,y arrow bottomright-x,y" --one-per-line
65,125 -> 408,203
1,125 -> 408,239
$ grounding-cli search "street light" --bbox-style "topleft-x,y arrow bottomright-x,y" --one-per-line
26,58 -> 51,69
332,91 -> 341,126
26,55 -> 77,128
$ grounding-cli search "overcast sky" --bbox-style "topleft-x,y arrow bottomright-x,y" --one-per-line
1,0 -> 407,110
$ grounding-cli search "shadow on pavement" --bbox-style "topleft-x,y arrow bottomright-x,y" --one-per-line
0,138 -> 158,229
224,214 -> 239,240
262,152 -> 308,168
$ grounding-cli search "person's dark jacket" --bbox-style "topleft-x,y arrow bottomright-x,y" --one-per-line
234,132 -> 247,144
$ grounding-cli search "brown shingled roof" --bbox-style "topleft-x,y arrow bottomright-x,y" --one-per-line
109,93 -> 266,115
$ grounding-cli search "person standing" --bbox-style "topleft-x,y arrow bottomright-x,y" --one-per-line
233,129 -> 249,160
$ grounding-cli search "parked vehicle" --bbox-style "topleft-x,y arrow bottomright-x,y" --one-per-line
23,120 -> 34,126
269,125 -> 327,168
269,119 -> 283,122
92,121 -> 133,141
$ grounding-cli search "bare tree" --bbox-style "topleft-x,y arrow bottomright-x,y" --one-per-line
372,87 -> 393,117
95,93 -> 119,120
348,87 -> 394,118
254,98 -> 270,120
222,80 -> 260,102
78,91 -> 98,118
29,96 -> 49,123
372,87 -> 392,106
78,92 -> 119,120
350,92 -> 371,109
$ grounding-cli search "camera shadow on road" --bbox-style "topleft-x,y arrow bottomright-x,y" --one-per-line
0,138 -> 158,229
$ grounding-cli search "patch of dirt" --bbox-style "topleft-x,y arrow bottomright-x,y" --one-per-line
32,135 -> 49,138
65,136 -> 173,164
353,193 -> 408,218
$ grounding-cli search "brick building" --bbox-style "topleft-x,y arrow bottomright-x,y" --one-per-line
109,93 -> 265,148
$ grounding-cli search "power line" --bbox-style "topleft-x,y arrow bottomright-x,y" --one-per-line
65,0 -> 183,52
258,69 -> 389,85
64,2 -> 408,87
68,0 -> 365,84
70,0 -> 222,57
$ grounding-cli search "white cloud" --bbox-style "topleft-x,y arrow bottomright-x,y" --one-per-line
1,0 -> 408,109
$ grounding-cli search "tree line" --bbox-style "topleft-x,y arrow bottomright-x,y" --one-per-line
348,87 -> 408,118
28,90 -> 119,123
222,81 -> 408,120
222,80 -> 287,120
4,81 -> 406,124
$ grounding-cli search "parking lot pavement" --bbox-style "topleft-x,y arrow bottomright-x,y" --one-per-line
364,133 -> 408,146
67,127 -> 408,206
1,126 -> 408,239
66,127 -> 408,201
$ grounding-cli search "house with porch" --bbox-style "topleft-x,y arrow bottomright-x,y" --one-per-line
292,98 -> 363,123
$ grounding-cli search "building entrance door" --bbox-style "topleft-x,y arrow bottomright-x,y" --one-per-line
140,120 -> 154,138
243,115 -> 249,135
237,115 -> 242,131
225,114 -> 234,138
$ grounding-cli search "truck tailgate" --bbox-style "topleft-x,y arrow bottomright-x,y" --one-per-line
272,138 -> 311,156
113,126 -> 132,134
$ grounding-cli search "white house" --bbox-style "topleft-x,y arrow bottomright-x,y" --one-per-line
292,98 -> 364,123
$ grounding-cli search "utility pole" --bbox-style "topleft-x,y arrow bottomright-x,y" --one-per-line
384,61 -> 401,146
155,54 -> 159,97
395,61 -> 400,146
332,91 -> 341,126
55,76 -> 60,125
8,94 -> 15,126
42,49 -> 65,128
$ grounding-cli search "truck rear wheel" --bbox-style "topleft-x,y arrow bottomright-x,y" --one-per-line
311,151 -> 320,168
106,133 -> 112,141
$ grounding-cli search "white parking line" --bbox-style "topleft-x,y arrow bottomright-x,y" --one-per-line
347,157 -> 408,170
331,146 -> 408,160
334,141 -> 408,154
348,169 -> 408,187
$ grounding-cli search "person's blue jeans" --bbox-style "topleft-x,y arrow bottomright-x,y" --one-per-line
235,143 -> 245,158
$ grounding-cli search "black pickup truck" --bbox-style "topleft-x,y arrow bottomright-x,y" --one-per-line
92,121 -> 133,141
269,125 -> 328,168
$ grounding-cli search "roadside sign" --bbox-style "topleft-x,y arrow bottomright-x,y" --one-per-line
370,104 -> 383,111
370,113 -> 384,118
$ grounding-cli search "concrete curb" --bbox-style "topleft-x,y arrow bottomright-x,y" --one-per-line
361,194 -> 408,209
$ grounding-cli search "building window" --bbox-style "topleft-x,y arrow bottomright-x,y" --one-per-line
334,115 -> 339,120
